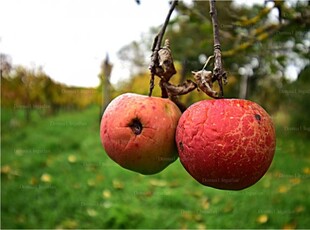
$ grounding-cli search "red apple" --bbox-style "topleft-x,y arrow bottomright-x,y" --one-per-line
176,99 -> 276,190
100,93 -> 182,175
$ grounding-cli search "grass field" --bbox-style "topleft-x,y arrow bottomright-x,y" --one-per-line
1,106 -> 310,229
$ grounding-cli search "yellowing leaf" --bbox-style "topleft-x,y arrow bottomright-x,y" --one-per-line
256,214 -> 269,224
68,154 -> 77,163
40,173 -> 52,183
102,189 -> 111,199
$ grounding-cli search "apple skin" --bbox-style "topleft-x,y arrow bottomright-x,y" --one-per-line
100,93 -> 182,175
176,99 -> 276,190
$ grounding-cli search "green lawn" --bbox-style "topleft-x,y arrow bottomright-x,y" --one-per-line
1,106 -> 310,229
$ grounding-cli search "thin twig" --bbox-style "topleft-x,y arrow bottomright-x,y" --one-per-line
149,0 -> 178,96
209,0 -> 226,98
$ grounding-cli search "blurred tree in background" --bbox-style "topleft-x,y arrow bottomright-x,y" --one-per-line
1,56 -> 99,123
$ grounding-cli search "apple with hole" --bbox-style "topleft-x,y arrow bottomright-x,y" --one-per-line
176,99 -> 276,190
100,93 -> 182,175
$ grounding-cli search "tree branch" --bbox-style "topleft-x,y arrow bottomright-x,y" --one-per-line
149,0 -> 178,96
209,0 -> 227,97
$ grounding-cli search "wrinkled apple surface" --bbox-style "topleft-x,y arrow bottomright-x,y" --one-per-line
176,99 -> 276,190
100,93 -> 181,175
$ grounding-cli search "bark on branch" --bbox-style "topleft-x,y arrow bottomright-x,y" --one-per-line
149,0 -> 178,97
209,0 -> 227,97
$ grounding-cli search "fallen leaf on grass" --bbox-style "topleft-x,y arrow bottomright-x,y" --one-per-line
211,195 -> 222,205
72,183 -> 81,189
278,185 -> 290,193
87,179 -> 96,187
95,174 -> 104,182
56,219 -> 78,229
282,222 -> 297,229
149,179 -> 167,187
1,165 -> 11,174
302,167 -> 310,175
86,208 -> 98,217
15,149 -> 24,156
46,157 -> 54,167
289,177 -> 301,185
222,203 -> 234,213
135,190 -> 154,198
196,224 -> 207,230
40,173 -> 52,183
102,189 -> 111,199
256,214 -> 269,224
273,171 -> 283,178
112,180 -> 124,190
68,154 -> 77,163
201,197 -> 210,210
102,201 -> 112,209
29,177 -> 38,185
294,205 -> 305,213
16,215 -> 25,223
181,211 -> 202,222
186,190 -> 203,198
168,180 -> 180,188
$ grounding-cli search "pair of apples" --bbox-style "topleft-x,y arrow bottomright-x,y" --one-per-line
100,93 -> 276,190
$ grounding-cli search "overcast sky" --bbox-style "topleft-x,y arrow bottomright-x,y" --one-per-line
1,0 -> 263,87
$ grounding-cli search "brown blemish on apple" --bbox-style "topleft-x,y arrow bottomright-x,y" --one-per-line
128,118 -> 143,135
179,141 -> 184,151
254,114 -> 261,121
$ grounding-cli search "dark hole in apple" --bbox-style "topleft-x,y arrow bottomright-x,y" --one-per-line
128,118 -> 143,135
254,114 -> 261,121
